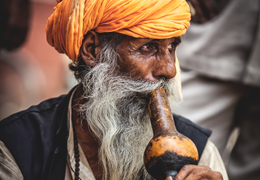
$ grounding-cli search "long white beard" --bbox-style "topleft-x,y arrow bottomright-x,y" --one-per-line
77,44 -> 181,180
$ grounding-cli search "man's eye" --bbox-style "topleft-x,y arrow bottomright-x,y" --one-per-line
168,42 -> 178,51
140,43 -> 155,51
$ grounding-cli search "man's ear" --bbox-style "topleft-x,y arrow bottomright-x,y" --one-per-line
79,30 -> 100,67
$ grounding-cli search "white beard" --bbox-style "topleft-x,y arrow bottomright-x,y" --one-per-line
77,44 -> 181,180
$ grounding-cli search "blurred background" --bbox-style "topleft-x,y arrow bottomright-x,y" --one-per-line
0,0 -> 77,120
175,0 -> 260,179
0,0 -> 259,180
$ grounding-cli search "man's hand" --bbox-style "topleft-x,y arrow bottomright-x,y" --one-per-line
174,165 -> 223,180
186,0 -> 218,23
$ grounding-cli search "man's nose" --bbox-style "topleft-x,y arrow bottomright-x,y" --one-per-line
152,52 -> 176,80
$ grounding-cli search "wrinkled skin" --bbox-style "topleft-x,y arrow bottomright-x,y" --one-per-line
174,165 -> 222,180
115,36 -> 180,81
75,31 -> 223,180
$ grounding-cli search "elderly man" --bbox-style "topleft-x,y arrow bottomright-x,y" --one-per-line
0,0 -> 228,179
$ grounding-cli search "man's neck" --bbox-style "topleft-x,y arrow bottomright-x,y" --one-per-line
72,85 -> 103,180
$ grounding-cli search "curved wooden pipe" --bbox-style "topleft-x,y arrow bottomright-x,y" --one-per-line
144,87 -> 199,180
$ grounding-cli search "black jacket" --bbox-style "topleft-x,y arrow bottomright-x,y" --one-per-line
0,88 -> 211,180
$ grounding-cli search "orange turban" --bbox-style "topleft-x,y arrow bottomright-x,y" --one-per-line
46,0 -> 191,61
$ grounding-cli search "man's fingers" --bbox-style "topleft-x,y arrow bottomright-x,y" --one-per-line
184,166 -> 223,180
174,165 -> 223,180
174,165 -> 196,180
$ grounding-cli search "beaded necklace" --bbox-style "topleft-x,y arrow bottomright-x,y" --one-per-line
72,119 -> 80,180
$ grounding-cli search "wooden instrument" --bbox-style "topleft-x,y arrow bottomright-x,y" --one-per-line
144,87 -> 199,180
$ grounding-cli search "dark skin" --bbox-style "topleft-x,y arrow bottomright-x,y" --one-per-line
73,31 -> 223,180
115,36 -> 178,81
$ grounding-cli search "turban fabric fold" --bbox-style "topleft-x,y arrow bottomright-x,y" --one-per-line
46,0 -> 191,61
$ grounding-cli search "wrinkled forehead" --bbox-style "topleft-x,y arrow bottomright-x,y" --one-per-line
117,36 -> 181,48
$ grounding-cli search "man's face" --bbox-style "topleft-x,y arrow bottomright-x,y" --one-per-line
115,36 -> 181,82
